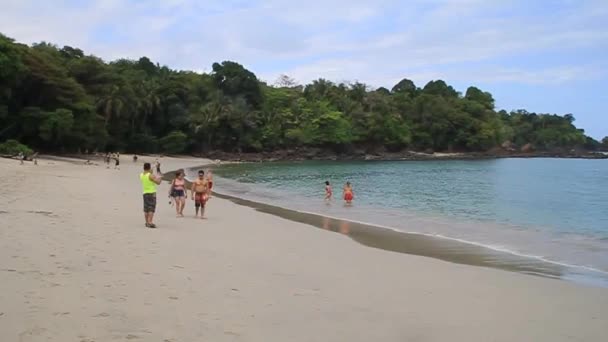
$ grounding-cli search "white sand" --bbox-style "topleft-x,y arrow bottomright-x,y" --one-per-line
0,156 -> 606,342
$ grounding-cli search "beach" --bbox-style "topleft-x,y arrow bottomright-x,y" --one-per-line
0,156 -> 607,342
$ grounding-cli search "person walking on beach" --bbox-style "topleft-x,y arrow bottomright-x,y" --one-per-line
170,170 -> 187,217
343,181 -> 354,205
114,154 -> 120,170
140,162 -> 162,228
325,181 -> 333,202
206,170 -> 214,198
191,170 -> 209,219
133,155 -> 138,163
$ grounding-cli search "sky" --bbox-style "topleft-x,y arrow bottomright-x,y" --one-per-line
1,0 -> 607,138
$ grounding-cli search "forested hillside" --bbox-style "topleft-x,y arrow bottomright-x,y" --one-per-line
1,33 -> 605,155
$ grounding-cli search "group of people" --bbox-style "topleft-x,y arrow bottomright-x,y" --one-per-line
18,152 -> 38,165
140,162 -> 213,228
168,169 -> 214,218
105,152 -> 120,169
325,181 -> 354,205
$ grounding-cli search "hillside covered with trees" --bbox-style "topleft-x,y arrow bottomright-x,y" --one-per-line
1,33 -> 606,157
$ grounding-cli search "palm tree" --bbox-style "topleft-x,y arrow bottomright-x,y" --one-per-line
96,85 -> 125,125
190,93 -> 225,153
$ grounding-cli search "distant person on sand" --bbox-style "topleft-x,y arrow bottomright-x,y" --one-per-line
105,153 -> 110,169
343,181 -> 354,205
325,181 -> 333,201
155,159 -> 162,174
140,162 -> 162,228
170,170 -> 187,217
18,152 -> 24,165
133,155 -> 138,163
191,170 -> 209,219
114,155 -> 120,170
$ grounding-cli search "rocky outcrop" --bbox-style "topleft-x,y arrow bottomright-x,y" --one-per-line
201,147 -> 608,162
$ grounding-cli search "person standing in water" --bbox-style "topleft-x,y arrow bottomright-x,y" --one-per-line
191,170 -> 209,219
343,181 -> 354,205
170,170 -> 187,217
140,162 -> 162,228
325,181 -> 333,201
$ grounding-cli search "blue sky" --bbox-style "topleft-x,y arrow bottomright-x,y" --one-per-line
1,0 -> 607,138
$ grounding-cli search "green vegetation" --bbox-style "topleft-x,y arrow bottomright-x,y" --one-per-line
0,33 -> 600,155
601,137 -> 608,151
0,139 -> 33,156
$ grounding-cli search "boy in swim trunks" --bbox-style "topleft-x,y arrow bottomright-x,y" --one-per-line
343,181 -> 354,205
191,170 -> 209,219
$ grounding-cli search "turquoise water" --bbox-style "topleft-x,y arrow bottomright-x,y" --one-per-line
212,159 -> 608,280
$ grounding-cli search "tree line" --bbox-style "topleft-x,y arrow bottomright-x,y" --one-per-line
1,33 -> 606,155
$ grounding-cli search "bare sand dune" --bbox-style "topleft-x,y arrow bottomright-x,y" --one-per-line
0,156 -> 606,341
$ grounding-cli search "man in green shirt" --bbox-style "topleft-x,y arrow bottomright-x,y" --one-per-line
140,162 -> 162,228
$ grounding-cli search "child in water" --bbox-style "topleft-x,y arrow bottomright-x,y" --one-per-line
343,181 -> 354,205
325,181 -> 333,201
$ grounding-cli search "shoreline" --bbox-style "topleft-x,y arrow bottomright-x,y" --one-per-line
201,149 -> 608,162
6,149 -> 606,166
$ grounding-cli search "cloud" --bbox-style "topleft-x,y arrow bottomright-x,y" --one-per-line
0,0 -> 606,89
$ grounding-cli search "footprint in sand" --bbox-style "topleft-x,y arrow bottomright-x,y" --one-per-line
168,296 -> 179,300
125,334 -> 140,340
93,312 -> 110,318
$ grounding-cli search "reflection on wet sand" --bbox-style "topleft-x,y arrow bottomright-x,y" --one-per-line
322,216 -> 351,236
339,221 -> 350,235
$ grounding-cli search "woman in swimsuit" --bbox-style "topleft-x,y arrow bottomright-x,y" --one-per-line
343,181 -> 354,205
325,181 -> 332,201
170,170 -> 187,217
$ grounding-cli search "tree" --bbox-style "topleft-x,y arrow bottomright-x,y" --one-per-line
212,61 -> 262,108
464,86 -> 494,110
391,78 -> 416,95
38,108 -> 74,146
159,130 -> 188,154
422,80 -> 459,98
274,74 -> 298,88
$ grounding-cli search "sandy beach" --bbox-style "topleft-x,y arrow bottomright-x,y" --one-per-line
0,156 -> 607,342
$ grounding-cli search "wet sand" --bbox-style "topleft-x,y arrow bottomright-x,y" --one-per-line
210,192 -> 608,286
1,156 -> 607,341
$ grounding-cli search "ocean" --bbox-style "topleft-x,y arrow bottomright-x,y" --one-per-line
206,158 -> 608,286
